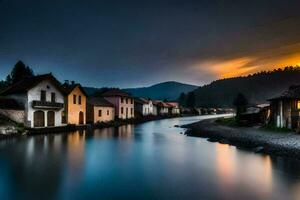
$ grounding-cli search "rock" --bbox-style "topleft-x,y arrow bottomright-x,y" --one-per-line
174,125 -> 180,128
0,126 -> 18,135
219,139 -> 230,144
207,138 -> 218,143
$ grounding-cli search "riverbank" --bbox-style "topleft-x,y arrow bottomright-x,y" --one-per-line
182,118 -> 300,159
2,114 -> 184,137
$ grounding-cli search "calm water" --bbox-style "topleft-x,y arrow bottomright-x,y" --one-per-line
1,116 -> 300,200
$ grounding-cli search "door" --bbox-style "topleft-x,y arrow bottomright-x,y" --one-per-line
34,110 -> 45,127
47,111 -> 55,127
79,111 -> 84,124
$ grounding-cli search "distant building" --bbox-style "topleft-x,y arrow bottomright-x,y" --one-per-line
153,100 -> 169,115
0,74 -> 65,128
165,102 -> 180,115
62,81 -> 87,125
101,89 -> 134,119
240,104 -> 270,125
86,97 -> 115,123
268,85 -> 300,129
135,98 -> 154,116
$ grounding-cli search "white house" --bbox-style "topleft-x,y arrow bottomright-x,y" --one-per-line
135,98 -> 155,116
0,74 -> 65,128
153,100 -> 169,115
166,102 -> 180,115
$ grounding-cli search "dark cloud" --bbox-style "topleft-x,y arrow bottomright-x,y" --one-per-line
1,0 -> 300,87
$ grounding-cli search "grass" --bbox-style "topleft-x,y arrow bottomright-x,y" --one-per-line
215,117 -> 237,126
261,124 -> 292,133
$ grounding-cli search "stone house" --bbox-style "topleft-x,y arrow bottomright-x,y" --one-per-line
268,85 -> 300,129
62,81 -> 87,125
101,89 -> 134,119
86,97 -> 115,123
0,74 -> 65,128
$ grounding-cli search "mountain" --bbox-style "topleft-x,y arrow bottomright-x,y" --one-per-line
124,81 -> 198,100
189,67 -> 300,108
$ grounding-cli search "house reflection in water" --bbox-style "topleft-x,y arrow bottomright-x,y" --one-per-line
93,125 -> 134,139
6,134 -> 67,199
214,144 -> 273,199
65,131 -> 86,185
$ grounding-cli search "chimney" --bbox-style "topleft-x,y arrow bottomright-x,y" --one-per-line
71,81 -> 75,85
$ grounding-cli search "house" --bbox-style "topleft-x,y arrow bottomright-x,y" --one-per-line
86,97 -> 115,123
153,100 -> 169,115
134,98 -> 154,116
165,102 -> 180,115
0,74 -> 65,128
62,81 -> 87,125
101,89 -> 134,119
268,85 -> 300,129
239,104 -> 270,125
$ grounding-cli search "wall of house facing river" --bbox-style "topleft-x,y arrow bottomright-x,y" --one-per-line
27,80 -> 64,127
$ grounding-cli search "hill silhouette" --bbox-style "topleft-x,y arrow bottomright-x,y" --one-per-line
124,81 -> 198,100
189,66 -> 300,107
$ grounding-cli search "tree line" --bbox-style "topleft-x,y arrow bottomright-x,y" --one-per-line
0,61 -> 35,92
178,66 -> 300,108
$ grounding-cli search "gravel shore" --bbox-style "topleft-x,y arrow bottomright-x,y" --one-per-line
182,118 -> 300,159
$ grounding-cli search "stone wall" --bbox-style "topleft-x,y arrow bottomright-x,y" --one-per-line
0,109 -> 25,124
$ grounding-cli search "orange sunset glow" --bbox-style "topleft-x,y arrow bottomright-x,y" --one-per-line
193,42 -> 300,79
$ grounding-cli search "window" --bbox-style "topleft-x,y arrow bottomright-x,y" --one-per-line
126,98 -> 128,104
51,92 -> 56,102
107,110 -> 109,115
121,97 -> 124,103
41,90 -> 46,101
131,108 -> 133,115
131,99 -> 133,104
298,101 -> 300,109
78,95 -> 81,105
121,107 -> 124,114
98,109 -> 102,117
73,95 -> 76,104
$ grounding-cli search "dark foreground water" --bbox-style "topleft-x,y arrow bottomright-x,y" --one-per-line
1,116 -> 300,200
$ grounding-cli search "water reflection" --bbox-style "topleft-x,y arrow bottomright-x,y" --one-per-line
215,144 -> 273,199
93,125 -> 134,139
0,117 -> 300,199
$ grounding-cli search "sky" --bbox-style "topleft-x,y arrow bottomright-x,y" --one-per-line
1,0 -> 300,88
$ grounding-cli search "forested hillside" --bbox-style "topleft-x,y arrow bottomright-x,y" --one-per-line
180,67 -> 300,107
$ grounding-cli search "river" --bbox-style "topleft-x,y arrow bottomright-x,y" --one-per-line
0,115 -> 300,200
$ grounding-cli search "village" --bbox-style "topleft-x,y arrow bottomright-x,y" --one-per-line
0,68 -> 299,136
0,73 -> 186,133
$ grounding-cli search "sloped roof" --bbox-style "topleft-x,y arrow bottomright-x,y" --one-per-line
101,89 -> 132,97
134,97 -> 150,105
152,100 -> 172,108
0,74 -> 64,96
268,85 -> 300,101
165,102 -> 179,108
87,97 -> 114,107
62,83 -> 87,96
0,98 -> 24,110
